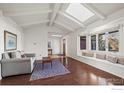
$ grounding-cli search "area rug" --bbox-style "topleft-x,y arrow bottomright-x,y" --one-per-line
30,61 -> 70,81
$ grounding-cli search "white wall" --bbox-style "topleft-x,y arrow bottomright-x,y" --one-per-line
24,25 -> 48,60
61,32 -> 78,57
62,8 -> 124,78
0,17 -> 24,53
0,15 -> 24,80
48,37 -> 61,54
24,25 -> 66,59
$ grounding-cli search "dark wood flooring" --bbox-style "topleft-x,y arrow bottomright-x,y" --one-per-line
0,56 -> 124,85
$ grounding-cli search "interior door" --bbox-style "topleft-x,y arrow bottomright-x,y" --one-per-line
63,39 -> 66,56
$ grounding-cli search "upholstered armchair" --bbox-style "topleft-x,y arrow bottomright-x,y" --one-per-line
1,51 -> 36,77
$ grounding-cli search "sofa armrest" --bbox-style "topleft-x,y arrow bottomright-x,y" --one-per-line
23,53 -> 36,58
1,58 -> 30,63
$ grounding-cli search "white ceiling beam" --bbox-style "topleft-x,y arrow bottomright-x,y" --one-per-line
20,20 -> 49,27
4,10 -> 52,17
61,3 -> 70,11
49,4 -> 62,26
54,21 -> 74,32
59,11 -> 85,28
82,3 -> 106,20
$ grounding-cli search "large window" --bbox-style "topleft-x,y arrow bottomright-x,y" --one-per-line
79,30 -> 119,53
80,36 -> 86,50
91,35 -> 96,50
108,30 -> 119,51
98,33 -> 106,51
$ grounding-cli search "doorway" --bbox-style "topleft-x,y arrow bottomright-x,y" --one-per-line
63,39 -> 66,56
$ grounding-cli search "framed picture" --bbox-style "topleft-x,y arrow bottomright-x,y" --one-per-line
4,31 -> 17,51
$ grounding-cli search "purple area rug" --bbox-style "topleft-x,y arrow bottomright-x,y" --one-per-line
30,61 -> 70,81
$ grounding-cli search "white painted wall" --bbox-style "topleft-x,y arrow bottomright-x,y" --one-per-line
24,25 -> 66,59
48,37 -> 61,54
0,17 -> 24,53
62,8 -> 124,78
24,25 -> 48,60
0,15 -> 24,80
61,32 -> 78,57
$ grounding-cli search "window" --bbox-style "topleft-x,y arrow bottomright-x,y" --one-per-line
80,36 -> 86,50
91,35 -> 96,50
98,33 -> 106,51
66,3 -> 94,23
108,30 -> 119,51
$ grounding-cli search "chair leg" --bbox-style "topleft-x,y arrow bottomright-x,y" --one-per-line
51,62 -> 52,68
42,63 -> 44,70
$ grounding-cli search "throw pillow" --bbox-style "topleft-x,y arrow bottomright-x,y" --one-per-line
3,53 -> 10,59
15,51 -> 21,58
106,55 -> 117,63
11,52 -> 16,58
96,54 -> 106,60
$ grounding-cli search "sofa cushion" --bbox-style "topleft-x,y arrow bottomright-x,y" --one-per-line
82,52 -> 86,56
96,53 -> 106,60
85,52 -> 94,57
82,51 -> 94,57
2,53 -> 10,59
11,52 -> 16,58
117,57 -> 124,65
106,55 -> 117,63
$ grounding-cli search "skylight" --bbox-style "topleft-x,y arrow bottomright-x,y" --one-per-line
66,3 -> 95,22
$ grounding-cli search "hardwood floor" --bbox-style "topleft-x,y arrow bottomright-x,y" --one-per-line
0,56 -> 124,85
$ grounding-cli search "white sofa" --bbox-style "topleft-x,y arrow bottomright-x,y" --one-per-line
1,51 -> 36,78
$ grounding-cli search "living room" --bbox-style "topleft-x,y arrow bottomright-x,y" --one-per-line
0,1 -> 124,90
